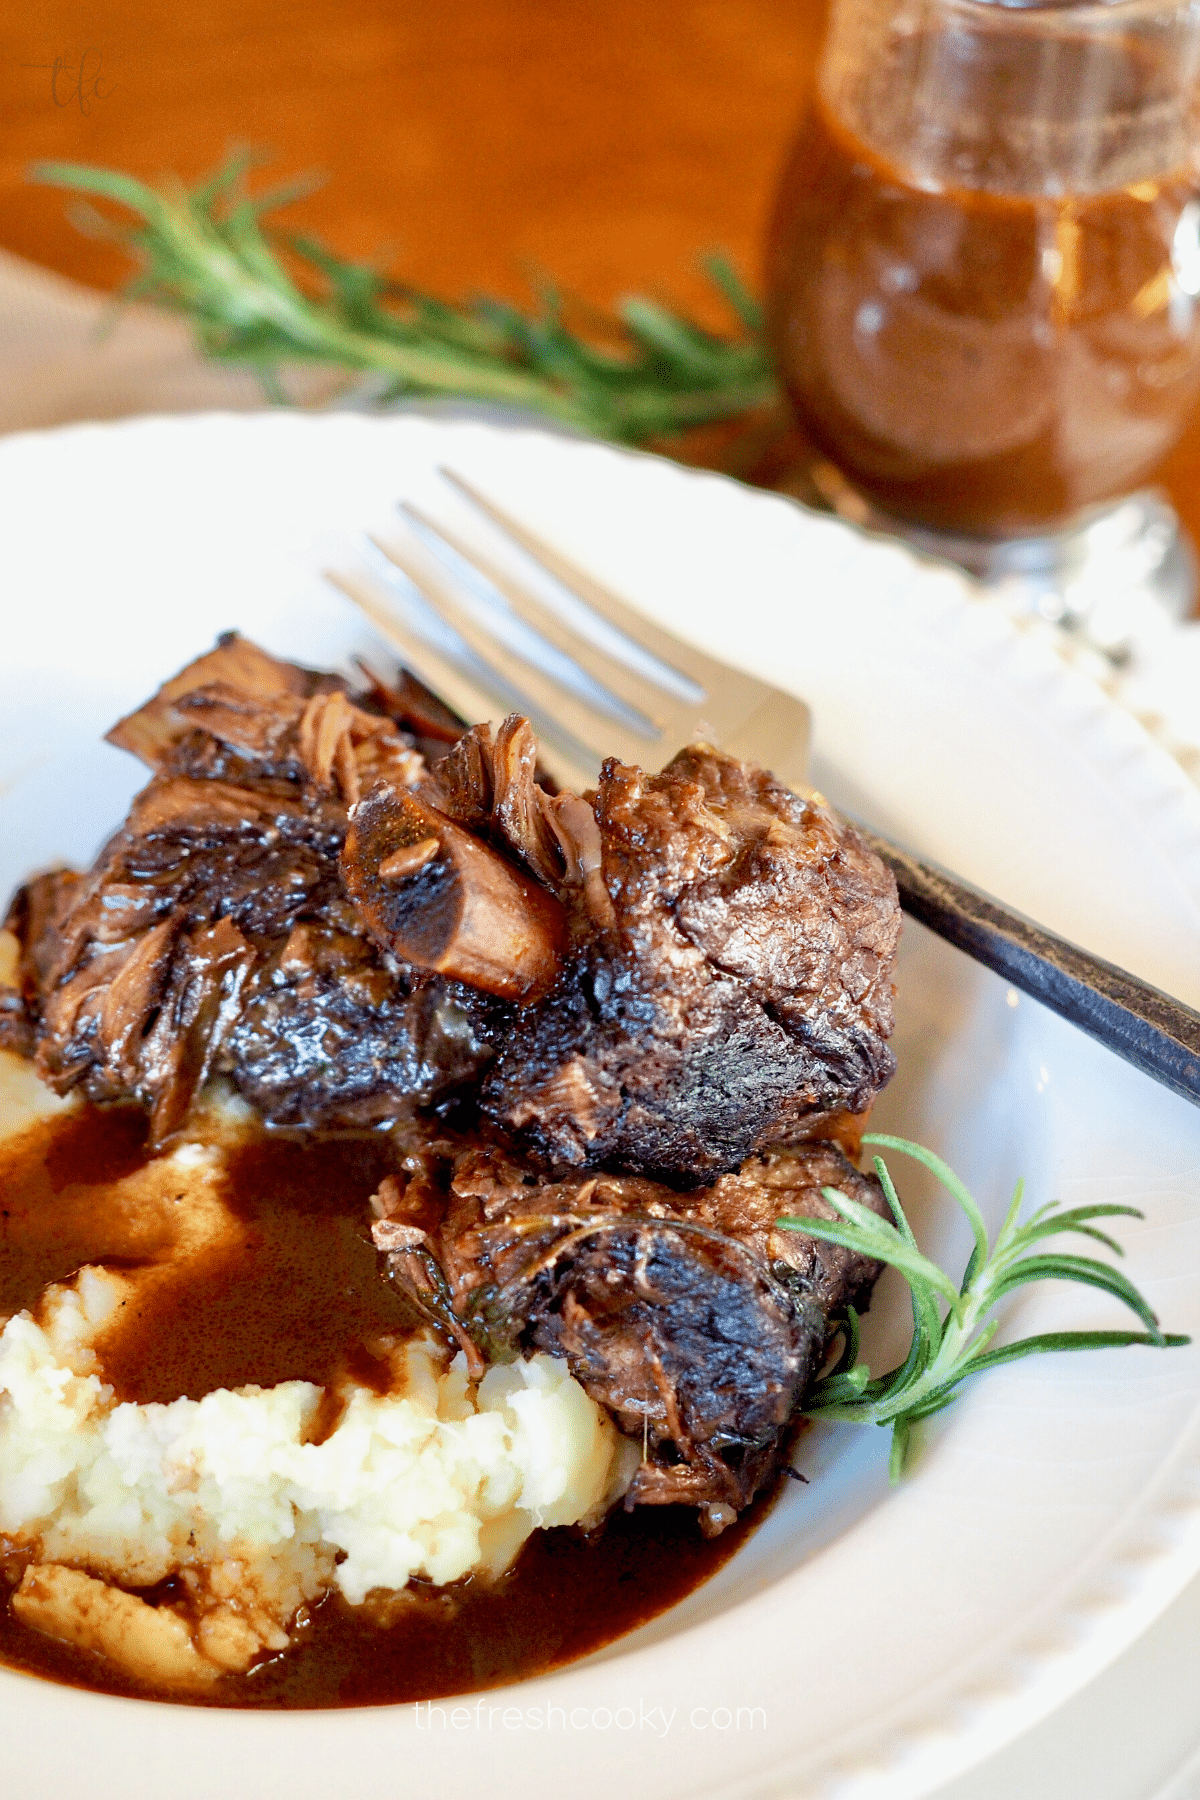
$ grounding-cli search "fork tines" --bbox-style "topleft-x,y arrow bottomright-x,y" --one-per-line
326,465 -> 811,793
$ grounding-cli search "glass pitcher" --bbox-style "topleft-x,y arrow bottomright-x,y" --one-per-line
766,0 -> 1200,630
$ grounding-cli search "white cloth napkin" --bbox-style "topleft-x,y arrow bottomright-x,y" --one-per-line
0,247 -> 276,429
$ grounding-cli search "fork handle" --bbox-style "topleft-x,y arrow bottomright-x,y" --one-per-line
855,824 -> 1200,1108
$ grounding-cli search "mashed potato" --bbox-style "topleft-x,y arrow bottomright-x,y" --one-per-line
0,1266 -> 631,1684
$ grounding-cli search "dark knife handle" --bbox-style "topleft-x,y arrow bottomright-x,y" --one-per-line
855,824 -> 1200,1108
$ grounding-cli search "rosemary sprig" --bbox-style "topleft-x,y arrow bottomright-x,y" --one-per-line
779,1134 -> 1189,1481
29,153 -> 778,444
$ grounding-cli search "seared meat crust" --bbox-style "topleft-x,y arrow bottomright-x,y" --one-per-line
1,639 -> 491,1141
475,746 -> 900,1178
373,1137 -> 889,1517
3,638 -> 900,1182
0,638 -> 905,1523
10,773 -> 492,1141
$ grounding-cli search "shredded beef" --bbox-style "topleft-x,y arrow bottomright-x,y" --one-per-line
467,745 -> 901,1178
0,634 -> 907,1523
2,637 -> 490,1142
3,636 -> 900,1179
372,1136 -> 888,1520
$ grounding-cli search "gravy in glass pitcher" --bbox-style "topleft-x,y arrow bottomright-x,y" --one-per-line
766,0 -> 1200,538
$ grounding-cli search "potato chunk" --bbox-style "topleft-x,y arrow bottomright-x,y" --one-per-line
13,1564 -> 220,1687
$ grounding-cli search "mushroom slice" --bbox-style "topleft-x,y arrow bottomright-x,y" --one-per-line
342,782 -> 566,1004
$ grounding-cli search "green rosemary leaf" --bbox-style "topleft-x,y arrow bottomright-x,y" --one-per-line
34,160 -> 166,220
1008,1203 -> 1144,1257
821,1194 -> 964,1314
237,174 -> 325,221
28,154 -> 778,447
779,1210 -> 963,1312
619,297 -> 734,379
864,1240 -> 947,1377
819,1183 -> 902,1238
951,1317 -> 1002,1377
776,1212 -> 885,1261
222,209 -> 298,298
794,1143 -> 1187,1481
826,1304 -> 862,1379
965,1329 -> 1190,1373
858,1162 -> 948,1369
996,1176 -> 1027,1246
870,1155 -> 919,1248
889,1286 -> 940,1392
895,1385 -> 964,1425
1018,1222 -> 1129,1256
699,250 -> 764,333
958,1241 -> 983,1297
888,1415 -> 912,1481
863,1134 -> 990,1274
805,1364 -> 873,1408
987,1253 -> 1164,1338
189,146 -> 274,210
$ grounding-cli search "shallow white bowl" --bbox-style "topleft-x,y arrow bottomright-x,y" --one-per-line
1,412 -> 1199,1800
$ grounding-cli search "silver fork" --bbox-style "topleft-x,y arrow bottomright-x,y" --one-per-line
326,467 -> 1200,1110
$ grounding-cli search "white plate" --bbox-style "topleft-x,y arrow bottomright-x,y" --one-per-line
1,412 -> 1199,1800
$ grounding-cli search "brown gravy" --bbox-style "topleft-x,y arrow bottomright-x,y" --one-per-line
0,1103 -> 769,1708
96,1128 -> 418,1404
766,84 -> 1200,536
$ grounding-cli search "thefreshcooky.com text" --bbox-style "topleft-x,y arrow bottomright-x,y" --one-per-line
412,1699 -> 766,1736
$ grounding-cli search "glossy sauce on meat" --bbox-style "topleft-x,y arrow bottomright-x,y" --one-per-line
0,1103 -> 769,1708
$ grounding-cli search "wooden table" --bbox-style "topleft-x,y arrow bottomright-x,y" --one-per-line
0,3 -> 823,323
4,0 -> 1200,584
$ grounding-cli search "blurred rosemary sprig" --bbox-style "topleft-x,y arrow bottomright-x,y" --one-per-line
30,153 -> 778,443
782,1134 -> 1188,1480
